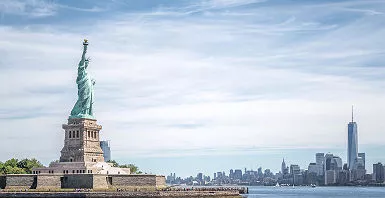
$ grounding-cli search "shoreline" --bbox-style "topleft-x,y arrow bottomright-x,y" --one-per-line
0,191 -> 242,198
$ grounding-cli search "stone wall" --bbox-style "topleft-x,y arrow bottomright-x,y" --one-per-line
156,176 -> 166,187
61,174 -> 93,189
5,174 -> 36,189
93,174 -> 109,189
0,175 -> 6,189
36,174 -> 62,189
2,174 -> 165,189
111,175 -> 158,187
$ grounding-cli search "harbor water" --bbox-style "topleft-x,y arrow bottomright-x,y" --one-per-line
243,186 -> 385,198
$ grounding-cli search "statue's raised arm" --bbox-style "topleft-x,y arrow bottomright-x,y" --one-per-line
79,39 -> 88,66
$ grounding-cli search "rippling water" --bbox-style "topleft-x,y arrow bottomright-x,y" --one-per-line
243,186 -> 385,198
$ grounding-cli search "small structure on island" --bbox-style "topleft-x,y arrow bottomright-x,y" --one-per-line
1,40 -> 165,190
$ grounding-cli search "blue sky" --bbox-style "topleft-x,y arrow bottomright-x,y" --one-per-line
1,0 -> 385,177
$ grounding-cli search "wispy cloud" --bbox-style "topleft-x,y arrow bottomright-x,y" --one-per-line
1,0 -> 385,173
0,0 -> 57,17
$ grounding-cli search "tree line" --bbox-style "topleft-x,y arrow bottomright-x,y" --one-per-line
0,158 -> 44,174
0,158 -> 141,175
107,160 -> 142,174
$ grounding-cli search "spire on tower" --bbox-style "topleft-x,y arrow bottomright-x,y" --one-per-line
352,105 -> 354,122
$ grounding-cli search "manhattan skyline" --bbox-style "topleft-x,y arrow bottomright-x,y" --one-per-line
1,0 -> 385,178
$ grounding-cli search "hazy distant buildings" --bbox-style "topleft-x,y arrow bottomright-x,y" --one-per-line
324,153 -> 343,185
233,169 -> 242,180
325,170 -> 336,185
166,173 -> 176,184
290,165 -> 301,175
216,172 -> 223,179
347,107 -> 358,170
100,140 -> 111,162
373,163 -> 384,183
308,163 -> 321,176
229,169 -> 234,179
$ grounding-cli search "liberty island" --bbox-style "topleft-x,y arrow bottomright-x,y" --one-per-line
0,40 -> 242,198
0,40 -> 166,190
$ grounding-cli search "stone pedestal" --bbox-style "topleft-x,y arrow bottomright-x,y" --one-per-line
60,118 -> 104,163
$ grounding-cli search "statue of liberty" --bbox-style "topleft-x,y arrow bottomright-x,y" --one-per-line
70,39 -> 95,119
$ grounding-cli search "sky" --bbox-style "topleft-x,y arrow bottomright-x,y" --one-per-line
1,0 -> 385,178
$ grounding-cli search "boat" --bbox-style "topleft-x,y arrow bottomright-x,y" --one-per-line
311,184 -> 316,188
275,182 -> 280,187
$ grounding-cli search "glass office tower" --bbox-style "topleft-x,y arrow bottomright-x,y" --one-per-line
347,108 -> 358,170
100,140 -> 111,162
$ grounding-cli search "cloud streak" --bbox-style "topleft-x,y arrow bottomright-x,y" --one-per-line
1,0 -> 385,175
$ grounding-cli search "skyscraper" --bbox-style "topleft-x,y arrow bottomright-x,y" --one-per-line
373,163 -> 384,183
347,107 -> 358,170
290,165 -> 300,175
100,140 -> 111,162
316,153 -> 325,176
358,153 -> 366,170
316,153 -> 324,165
281,158 -> 287,174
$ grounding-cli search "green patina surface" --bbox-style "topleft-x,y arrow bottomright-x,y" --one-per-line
70,40 -> 95,119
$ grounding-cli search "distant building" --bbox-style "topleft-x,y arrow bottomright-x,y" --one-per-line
308,163 -> 321,176
100,140 -> 111,162
358,153 -> 366,170
373,163 -> 384,183
197,173 -> 203,184
290,165 -> 300,175
316,153 -> 325,165
324,153 -> 342,185
166,173 -> 176,184
325,170 -> 336,185
281,158 -> 289,175
229,169 -> 234,179
333,156 -> 343,170
316,153 -> 325,175
216,172 -> 223,178
233,169 -> 242,180
351,169 -> 366,181
338,170 -> 350,185
347,107 -> 358,170
356,157 -> 365,170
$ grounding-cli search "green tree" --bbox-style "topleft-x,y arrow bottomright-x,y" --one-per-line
5,166 -> 26,174
0,158 -> 44,174
0,162 -> 4,175
107,160 -> 119,167
4,158 -> 18,167
119,164 -> 141,174
17,158 -> 44,173
107,160 -> 142,174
